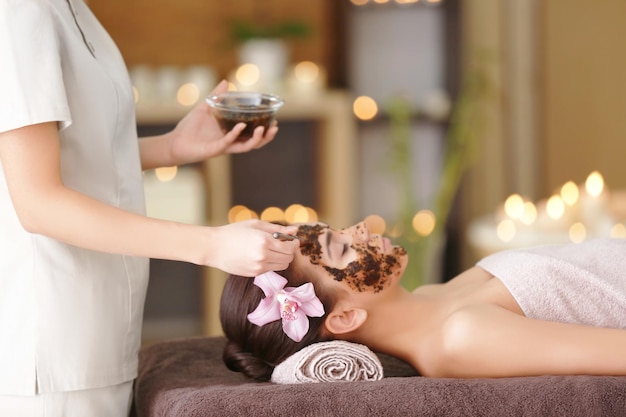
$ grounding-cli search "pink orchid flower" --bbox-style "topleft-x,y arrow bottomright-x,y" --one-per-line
247,271 -> 325,342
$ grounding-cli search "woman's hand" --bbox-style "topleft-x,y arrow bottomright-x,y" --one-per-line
139,80 -> 279,170
204,220 -> 300,277
174,80 -> 279,164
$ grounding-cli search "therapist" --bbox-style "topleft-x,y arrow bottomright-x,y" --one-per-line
0,0 -> 299,416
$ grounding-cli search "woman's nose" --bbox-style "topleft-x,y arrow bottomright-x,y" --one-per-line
352,221 -> 370,243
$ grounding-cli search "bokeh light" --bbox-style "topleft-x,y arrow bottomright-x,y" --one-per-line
176,83 -> 200,106
412,210 -> 436,237
235,64 -> 260,87
234,208 -> 258,222
260,207 -> 285,223
285,204 -> 311,223
155,166 -> 178,182
388,223 -> 403,238
294,61 -> 319,83
611,223 -> 626,239
519,201 -> 537,225
353,96 -> 378,121
560,181 -> 579,206
569,222 -> 586,243
585,171 -> 604,197
232,204 -> 318,225
497,219 -> 516,242
364,214 -> 386,235
546,195 -> 565,219
305,207 -> 319,223
504,194 -> 525,219
228,205 -> 249,223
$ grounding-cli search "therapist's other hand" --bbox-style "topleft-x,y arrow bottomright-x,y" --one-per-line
208,220 -> 299,277
168,80 -> 278,164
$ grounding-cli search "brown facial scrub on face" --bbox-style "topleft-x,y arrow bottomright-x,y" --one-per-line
297,224 -> 407,294
297,224 -> 326,264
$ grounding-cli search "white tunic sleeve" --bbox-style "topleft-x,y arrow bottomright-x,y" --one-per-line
0,0 -> 72,133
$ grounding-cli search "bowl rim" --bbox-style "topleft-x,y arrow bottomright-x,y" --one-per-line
205,92 -> 285,112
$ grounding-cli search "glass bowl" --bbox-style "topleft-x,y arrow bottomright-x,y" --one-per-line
206,92 -> 285,142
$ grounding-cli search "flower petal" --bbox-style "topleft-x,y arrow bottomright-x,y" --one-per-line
282,313 -> 310,342
253,271 -> 288,298
286,283 -> 325,317
247,296 -> 281,327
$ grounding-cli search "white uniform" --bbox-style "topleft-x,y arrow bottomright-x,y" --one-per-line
0,0 -> 149,399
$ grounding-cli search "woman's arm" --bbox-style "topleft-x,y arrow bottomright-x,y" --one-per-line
426,304 -> 626,378
0,122 -> 297,276
139,80 -> 279,170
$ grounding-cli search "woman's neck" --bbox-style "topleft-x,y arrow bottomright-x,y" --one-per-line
351,288 -> 439,365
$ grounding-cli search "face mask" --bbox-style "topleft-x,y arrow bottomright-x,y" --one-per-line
297,224 -> 407,293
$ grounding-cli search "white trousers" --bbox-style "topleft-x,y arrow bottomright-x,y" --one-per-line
0,381 -> 133,417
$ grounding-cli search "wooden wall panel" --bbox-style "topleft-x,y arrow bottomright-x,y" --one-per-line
88,0 -> 341,83
541,0 -> 626,191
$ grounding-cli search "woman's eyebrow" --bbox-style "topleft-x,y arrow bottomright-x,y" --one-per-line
326,230 -> 333,260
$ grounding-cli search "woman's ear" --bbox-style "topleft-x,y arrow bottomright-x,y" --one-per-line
324,307 -> 367,336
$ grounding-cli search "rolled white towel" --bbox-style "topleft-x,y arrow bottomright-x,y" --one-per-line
271,340 -> 384,384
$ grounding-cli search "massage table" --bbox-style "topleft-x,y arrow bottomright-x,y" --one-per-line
131,336 -> 626,417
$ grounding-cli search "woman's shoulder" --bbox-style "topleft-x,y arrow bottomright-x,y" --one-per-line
412,266 -> 490,292
411,304 -> 486,377
412,266 -> 520,312
414,304 -> 523,377
2,0 -> 55,16
1,0 -> 58,37
413,266 -> 494,296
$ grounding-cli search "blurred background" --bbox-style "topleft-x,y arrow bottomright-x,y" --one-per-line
86,0 -> 626,342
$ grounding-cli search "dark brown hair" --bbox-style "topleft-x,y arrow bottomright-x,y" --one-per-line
220,261 -> 337,381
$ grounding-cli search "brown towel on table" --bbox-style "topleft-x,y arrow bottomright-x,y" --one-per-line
132,336 -> 626,417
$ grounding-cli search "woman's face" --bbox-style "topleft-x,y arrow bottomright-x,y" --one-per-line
295,221 -> 408,294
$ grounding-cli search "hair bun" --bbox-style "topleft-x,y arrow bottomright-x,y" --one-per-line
223,340 -> 274,381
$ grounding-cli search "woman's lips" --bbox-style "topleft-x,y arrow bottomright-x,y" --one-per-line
383,237 -> 391,252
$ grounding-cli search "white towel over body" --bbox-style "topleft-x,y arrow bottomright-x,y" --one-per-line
271,340 -> 383,384
477,238 -> 626,329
